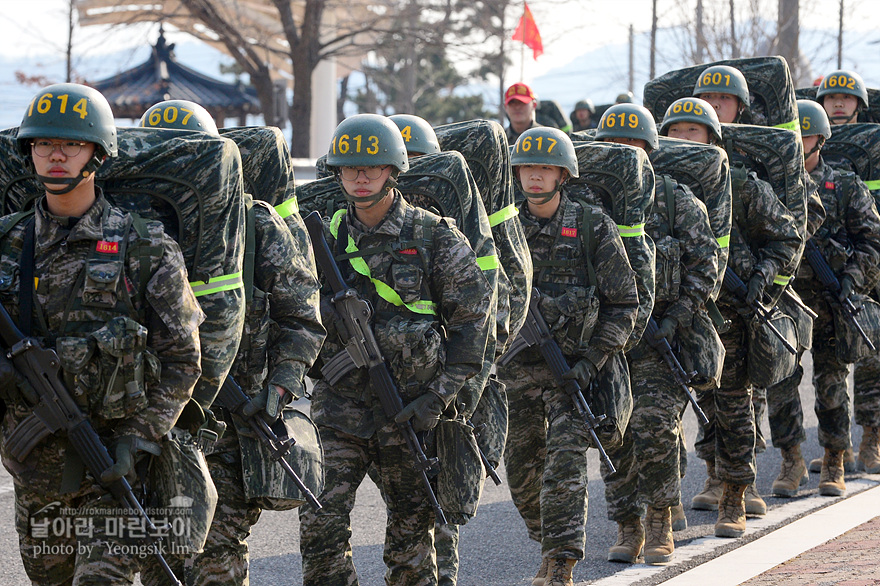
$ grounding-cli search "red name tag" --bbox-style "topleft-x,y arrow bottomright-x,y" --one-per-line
96,241 -> 119,254
399,248 -> 418,255
825,181 -> 835,190
561,227 -> 577,238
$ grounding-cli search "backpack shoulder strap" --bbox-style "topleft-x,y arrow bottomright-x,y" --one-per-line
662,175 -> 676,240
578,201 -> 598,288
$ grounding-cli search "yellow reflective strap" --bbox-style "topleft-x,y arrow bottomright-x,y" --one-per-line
773,274 -> 792,286
716,235 -> 730,249
332,209 -> 437,315
487,204 -> 519,227
773,119 -> 800,132
617,223 -> 646,238
190,271 -> 244,297
477,255 -> 500,271
274,196 -> 299,218
864,180 -> 880,191
34,277 -> 38,290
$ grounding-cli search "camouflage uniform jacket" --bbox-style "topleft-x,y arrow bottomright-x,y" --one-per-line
724,172 -> 801,305
519,192 -> 639,370
796,159 -> 880,292
229,196 -> 325,399
311,193 -> 493,438
505,119 -> 542,147
0,193 -> 203,492
649,177 -> 720,329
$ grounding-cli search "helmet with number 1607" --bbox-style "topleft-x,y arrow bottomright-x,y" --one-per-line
140,100 -> 220,136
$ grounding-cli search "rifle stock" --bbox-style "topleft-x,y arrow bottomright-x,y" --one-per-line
0,305 -> 182,585
217,376 -> 322,509
804,239 -> 876,351
502,287 -> 617,473
303,211 -> 447,524
643,318 -> 710,425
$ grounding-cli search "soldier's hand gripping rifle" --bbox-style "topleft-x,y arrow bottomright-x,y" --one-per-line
804,239 -> 876,351
643,318 -> 710,425
498,287 -> 616,473
0,304 -> 183,586
303,211 -> 447,525
722,267 -> 797,354
217,375 -> 322,509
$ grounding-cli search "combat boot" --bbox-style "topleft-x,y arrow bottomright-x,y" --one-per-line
531,557 -> 549,586
643,506 -> 674,564
818,448 -> 847,496
545,558 -> 577,586
670,503 -> 687,532
772,445 -> 809,497
744,482 -> 767,516
607,516 -> 644,563
858,426 -> 880,474
809,445 -> 856,473
714,483 -> 747,538
691,460 -> 722,510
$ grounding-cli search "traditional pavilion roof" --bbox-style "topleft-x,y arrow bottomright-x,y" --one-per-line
90,28 -> 260,120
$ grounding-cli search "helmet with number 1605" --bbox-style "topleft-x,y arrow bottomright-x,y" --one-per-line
797,99 -> 832,139
326,114 -> 409,173
660,97 -> 723,143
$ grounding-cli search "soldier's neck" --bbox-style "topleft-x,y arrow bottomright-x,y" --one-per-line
45,183 -> 96,218
353,193 -> 394,228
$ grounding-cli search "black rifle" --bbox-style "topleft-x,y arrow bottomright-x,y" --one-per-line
466,419 -> 502,486
804,239 -> 876,351
217,376 -> 322,509
499,288 -> 616,473
722,267 -> 797,354
303,211 -> 447,524
643,318 -> 710,426
0,305 -> 182,585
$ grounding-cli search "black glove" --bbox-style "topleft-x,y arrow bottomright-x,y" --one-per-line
562,359 -> 598,389
746,276 -> 765,305
242,385 -> 290,423
653,317 -> 677,343
395,393 -> 444,432
839,276 -> 855,302
101,435 -> 160,484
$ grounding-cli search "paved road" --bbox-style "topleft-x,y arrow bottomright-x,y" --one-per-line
0,351 -> 877,585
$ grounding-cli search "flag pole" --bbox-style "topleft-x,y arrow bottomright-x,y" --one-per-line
520,1 -> 526,80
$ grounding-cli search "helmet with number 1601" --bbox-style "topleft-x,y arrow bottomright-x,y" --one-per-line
693,64 -> 751,108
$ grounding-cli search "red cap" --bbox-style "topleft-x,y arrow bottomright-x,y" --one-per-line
505,82 -> 536,105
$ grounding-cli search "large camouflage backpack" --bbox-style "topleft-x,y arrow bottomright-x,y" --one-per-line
0,127 -> 246,414
720,123 -> 807,277
650,136 -> 732,297
822,123 -> 880,195
536,99 -> 573,133
559,138 -> 656,351
796,86 -> 880,124
434,119 -> 532,354
644,56 -> 799,130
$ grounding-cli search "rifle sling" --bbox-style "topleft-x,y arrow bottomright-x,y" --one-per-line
19,218 -> 35,336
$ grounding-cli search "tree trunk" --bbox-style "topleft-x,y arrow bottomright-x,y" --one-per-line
289,49 -> 313,158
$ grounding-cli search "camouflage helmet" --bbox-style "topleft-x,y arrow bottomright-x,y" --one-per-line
18,83 -> 117,158
595,103 -> 659,151
693,64 -> 750,108
574,99 -> 595,114
816,70 -> 869,109
797,99 -> 832,139
615,92 -> 635,104
389,114 -> 441,155
140,100 -> 220,136
660,97 -> 722,143
510,126 -> 579,178
326,114 -> 409,173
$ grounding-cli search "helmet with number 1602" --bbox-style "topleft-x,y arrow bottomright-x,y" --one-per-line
816,70 -> 869,110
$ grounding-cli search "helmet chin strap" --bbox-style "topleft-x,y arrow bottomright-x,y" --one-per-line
804,137 -> 824,160
36,154 -> 103,196
339,173 -> 399,209
828,112 -> 857,124
525,181 -> 563,205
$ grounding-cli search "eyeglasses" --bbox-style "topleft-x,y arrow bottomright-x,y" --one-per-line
338,166 -> 389,181
31,140 -> 87,158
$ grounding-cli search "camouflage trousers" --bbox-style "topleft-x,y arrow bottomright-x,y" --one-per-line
694,309 -> 757,485
188,432 -> 262,586
13,481 -> 183,586
299,422 -> 439,586
853,352 -> 880,428
603,345 -> 687,521
498,359 -> 590,560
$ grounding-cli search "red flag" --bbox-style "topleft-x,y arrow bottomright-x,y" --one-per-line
511,3 -> 543,60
